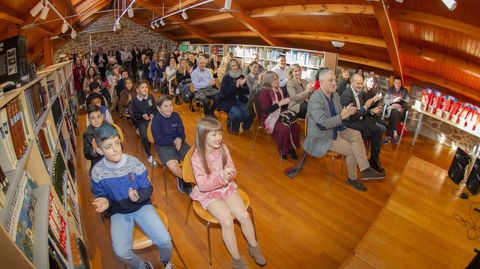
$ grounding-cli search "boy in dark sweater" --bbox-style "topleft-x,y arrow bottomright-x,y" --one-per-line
151,95 -> 192,194
90,124 -> 175,269
82,105 -> 112,173
130,80 -> 158,166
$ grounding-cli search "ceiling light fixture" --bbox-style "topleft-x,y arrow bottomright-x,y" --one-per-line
154,21 -> 160,28
113,0 -> 136,31
150,23 -> 155,29
71,30 -> 77,39
224,0 -> 232,10
181,10 -> 188,20
39,4 -> 50,20
30,1 -> 44,17
442,0 -> 457,10
331,41 -> 345,50
150,0 -> 213,30
159,19 -> 166,26
61,20 -> 69,33
127,7 -> 134,18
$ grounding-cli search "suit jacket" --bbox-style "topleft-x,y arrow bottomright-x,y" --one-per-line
340,86 -> 374,130
287,79 -> 310,113
304,90 -> 343,158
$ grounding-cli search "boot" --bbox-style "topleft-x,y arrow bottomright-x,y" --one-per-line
232,256 -> 249,269
175,95 -> 181,105
248,244 -> 266,266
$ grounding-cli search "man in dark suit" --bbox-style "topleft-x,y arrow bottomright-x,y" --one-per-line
340,74 -> 385,172
304,69 -> 385,192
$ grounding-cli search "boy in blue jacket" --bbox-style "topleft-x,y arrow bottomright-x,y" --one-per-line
151,95 -> 192,194
90,124 -> 175,269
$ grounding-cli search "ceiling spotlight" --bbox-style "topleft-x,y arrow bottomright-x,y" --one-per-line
150,23 -> 155,30
395,0 -> 404,2
181,10 -> 188,20
442,0 -> 456,10
61,20 -> 68,33
71,30 -> 76,39
30,1 -> 44,17
224,0 -> 232,10
39,4 -> 50,20
127,7 -> 134,18
159,19 -> 165,26
331,41 -> 345,50
154,21 -> 160,28
116,22 -> 121,30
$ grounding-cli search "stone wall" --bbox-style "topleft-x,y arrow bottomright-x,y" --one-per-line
407,85 -> 478,151
54,14 -> 176,62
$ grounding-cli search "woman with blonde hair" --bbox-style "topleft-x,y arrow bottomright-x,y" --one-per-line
286,64 -> 314,119
190,118 -> 266,269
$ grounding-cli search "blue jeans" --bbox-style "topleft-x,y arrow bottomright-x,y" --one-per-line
228,102 -> 253,132
110,205 -> 172,269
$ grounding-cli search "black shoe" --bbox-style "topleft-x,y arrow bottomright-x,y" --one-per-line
183,182 -> 193,195
281,154 -> 288,160
289,150 -> 298,160
177,177 -> 185,193
175,96 -> 181,105
346,178 -> 367,192
361,167 -> 385,180
369,159 -> 385,173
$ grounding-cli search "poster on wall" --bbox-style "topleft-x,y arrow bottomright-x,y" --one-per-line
0,35 -> 28,94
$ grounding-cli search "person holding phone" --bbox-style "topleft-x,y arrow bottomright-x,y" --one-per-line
383,76 -> 410,144
340,74 -> 385,173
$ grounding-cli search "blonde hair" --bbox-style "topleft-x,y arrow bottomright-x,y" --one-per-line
194,118 -> 226,175
288,64 -> 302,79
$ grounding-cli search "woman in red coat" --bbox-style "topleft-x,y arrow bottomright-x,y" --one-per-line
257,71 -> 300,160
73,57 -> 86,106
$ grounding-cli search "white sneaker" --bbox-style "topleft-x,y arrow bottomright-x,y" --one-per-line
164,261 -> 176,269
147,156 -> 158,167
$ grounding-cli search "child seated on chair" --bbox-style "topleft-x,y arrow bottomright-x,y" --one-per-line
83,105 -> 112,174
118,77 -> 135,115
90,124 -> 175,269
86,93 -> 114,126
130,80 -> 158,167
190,117 -> 266,269
152,95 -> 192,194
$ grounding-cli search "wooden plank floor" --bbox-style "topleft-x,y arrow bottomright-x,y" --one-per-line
341,156 -> 479,269
75,97 -> 462,269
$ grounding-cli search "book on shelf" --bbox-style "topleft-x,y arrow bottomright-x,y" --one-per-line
51,98 -> 63,129
0,165 -> 9,209
3,171 -> 38,262
37,120 -> 57,161
48,238 -> 68,269
6,97 -> 28,159
46,81 -> 56,100
0,96 -> 31,172
51,150 -> 67,203
24,82 -> 48,124
49,192 -> 67,259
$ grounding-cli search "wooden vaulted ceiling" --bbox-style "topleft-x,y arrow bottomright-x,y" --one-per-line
0,0 -> 479,103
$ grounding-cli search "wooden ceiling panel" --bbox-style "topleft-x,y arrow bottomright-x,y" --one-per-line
201,18 -> 248,33
388,0 -> 480,29
236,0 -> 367,10
256,15 -> 383,38
397,21 -> 480,66
215,37 -> 269,46
402,54 -> 480,91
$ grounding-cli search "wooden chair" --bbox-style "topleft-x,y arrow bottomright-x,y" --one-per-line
131,206 -> 188,268
147,120 -> 168,203
252,101 -> 266,145
111,122 -> 125,144
181,148 -> 255,265
381,105 -> 410,145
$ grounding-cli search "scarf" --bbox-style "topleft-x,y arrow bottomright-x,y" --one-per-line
264,88 -> 283,134
228,70 -> 242,79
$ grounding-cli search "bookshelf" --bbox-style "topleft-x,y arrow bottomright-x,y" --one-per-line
0,61 -> 89,269
186,43 -> 337,81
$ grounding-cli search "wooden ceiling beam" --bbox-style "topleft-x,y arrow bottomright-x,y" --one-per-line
0,11 -> 25,25
76,0 -> 107,14
188,13 -> 233,25
78,0 -> 110,22
250,4 -> 374,18
177,34 -> 199,40
372,0 -> 403,79
166,0 -> 203,13
389,8 -> 480,40
338,54 -> 393,71
400,44 -> 480,79
212,0 -> 287,47
210,31 -> 257,38
157,25 -> 181,32
271,31 -> 386,48
403,67 -> 480,103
